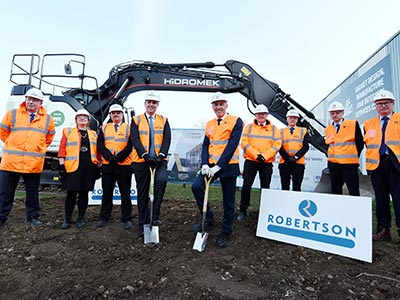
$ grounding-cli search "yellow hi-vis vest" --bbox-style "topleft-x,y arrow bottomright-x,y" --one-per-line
206,115 -> 240,164
324,119 -> 358,164
241,121 -> 281,163
63,127 -> 98,172
364,113 -> 400,171
132,114 -> 167,163
279,127 -> 307,164
101,122 -> 132,165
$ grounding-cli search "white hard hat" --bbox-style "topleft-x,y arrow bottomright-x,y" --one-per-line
286,109 -> 299,117
25,88 -> 44,101
211,92 -> 228,103
254,104 -> 269,114
328,101 -> 345,112
75,109 -> 90,118
109,104 -> 124,113
144,91 -> 160,102
373,89 -> 396,102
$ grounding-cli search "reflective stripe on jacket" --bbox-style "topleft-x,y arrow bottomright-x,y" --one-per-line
132,114 -> 166,163
0,103 -> 55,173
207,115 -> 240,164
279,127 -> 307,164
101,123 -> 132,165
241,120 -> 281,163
324,119 -> 358,164
58,127 -> 98,172
364,113 -> 400,171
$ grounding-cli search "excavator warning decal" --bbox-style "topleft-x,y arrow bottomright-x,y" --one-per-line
240,66 -> 251,77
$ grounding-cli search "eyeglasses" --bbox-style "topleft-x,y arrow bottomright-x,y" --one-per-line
375,101 -> 393,107
26,97 -> 42,103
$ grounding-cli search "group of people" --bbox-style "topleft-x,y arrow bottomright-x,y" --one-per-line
0,87 -> 399,248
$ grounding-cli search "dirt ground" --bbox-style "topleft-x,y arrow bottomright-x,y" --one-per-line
1,191 -> 400,300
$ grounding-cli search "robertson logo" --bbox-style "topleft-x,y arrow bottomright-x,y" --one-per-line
164,78 -> 220,86
266,199 -> 356,249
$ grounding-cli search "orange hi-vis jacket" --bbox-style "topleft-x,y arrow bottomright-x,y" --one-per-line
207,115 -> 241,164
132,114 -> 167,163
324,119 -> 358,164
58,127 -> 99,172
279,127 -> 307,164
101,122 -> 132,165
241,120 -> 282,163
364,113 -> 400,171
0,103 -> 55,173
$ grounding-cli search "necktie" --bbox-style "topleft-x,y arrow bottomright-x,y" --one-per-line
379,116 -> 389,155
289,127 -> 294,135
149,116 -> 156,157
29,113 -> 35,123
336,124 -> 340,133
217,118 -> 222,125
114,124 -> 119,132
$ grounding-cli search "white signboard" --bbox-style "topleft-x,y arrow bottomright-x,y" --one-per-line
256,189 -> 372,262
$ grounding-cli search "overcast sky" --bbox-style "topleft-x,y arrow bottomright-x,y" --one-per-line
1,0 -> 399,128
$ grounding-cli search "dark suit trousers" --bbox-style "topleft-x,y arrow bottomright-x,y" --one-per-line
0,171 -> 41,222
240,160 -> 272,212
192,173 -> 236,235
371,155 -> 400,229
99,164 -> 132,222
279,163 -> 305,191
328,162 -> 360,196
132,161 -> 167,226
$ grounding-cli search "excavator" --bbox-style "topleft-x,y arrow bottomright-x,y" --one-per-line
3,53 -> 328,185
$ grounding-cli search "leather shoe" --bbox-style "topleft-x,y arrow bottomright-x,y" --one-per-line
76,218 -> 86,229
61,220 -> 71,229
152,220 -> 162,226
96,219 -> 107,228
217,233 -> 230,248
138,227 -> 144,238
0,219 -> 6,228
236,211 -> 247,222
372,228 -> 391,241
122,221 -> 133,230
192,219 -> 215,232
397,228 -> 400,237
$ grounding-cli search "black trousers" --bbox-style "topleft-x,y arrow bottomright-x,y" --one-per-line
98,164 -> 132,222
370,155 -> 400,230
64,190 -> 89,221
132,161 -> 167,226
279,163 -> 305,191
0,171 -> 41,222
328,162 -> 360,196
239,160 -> 272,212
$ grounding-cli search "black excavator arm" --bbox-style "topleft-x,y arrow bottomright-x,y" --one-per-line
64,59 -> 328,154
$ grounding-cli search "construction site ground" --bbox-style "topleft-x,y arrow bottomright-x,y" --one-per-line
0,190 -> 400,300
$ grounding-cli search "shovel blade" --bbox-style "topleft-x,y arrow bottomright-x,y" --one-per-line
193,232 -> 208,252
144,225 -> 159,244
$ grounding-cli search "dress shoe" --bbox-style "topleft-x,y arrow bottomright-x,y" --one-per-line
152,220 -> 162,226
397,228 -> 400,237
0,219 -> 6,228
96,219 -> 107,228
122,221 -> 133,230
217,233 -> 230,248
76,218 -> 86,229
372,228 -> 391,241
61,220 -> 71,229
138,227 -> 144,238
25,218 -> 42,228
192,219 -> 215,232
236,211 -> 247,222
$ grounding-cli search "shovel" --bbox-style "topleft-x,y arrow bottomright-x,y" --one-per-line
193,175 -> 212,252
144,167 -> 159,244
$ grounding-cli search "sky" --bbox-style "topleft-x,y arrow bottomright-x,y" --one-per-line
1,0 -> 400,128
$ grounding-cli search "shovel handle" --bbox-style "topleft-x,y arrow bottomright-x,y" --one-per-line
148,167 -> 156,225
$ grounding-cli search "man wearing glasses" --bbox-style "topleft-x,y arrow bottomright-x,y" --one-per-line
0,88 -> 55,228
324,101 -> 364,196
364,90 -> 400,241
